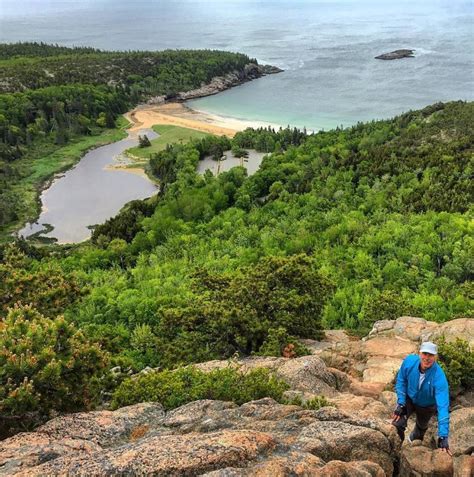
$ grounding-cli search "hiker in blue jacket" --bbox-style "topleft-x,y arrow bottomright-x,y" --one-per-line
392,341 -> 451,455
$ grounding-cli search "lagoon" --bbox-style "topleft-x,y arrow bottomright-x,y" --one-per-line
19,130 -> 158,244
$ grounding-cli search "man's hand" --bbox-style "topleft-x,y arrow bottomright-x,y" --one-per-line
438,437 -> 452,456
391,404 -> 406,422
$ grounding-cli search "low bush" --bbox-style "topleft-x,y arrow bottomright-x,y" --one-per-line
111,365 -> 289,410
0,304 -> 109,436
437,337 -> 473,393
284,394 -> 332,410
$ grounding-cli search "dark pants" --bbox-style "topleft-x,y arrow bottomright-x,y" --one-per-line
393,397 -> 437,442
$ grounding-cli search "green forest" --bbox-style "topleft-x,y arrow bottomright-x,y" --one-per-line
0,42 -> 254,233
0,43 -> 473,436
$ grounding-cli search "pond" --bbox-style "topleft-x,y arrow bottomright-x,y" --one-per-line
196,150 -> 267,176
19,129 -> 158,244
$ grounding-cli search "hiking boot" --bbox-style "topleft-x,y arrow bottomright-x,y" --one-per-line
408,429 -> 424,443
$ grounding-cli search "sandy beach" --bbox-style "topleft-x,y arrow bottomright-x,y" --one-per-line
109,102 -> 282,177
125,102 -> 282,137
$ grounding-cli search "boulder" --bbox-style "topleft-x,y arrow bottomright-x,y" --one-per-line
203,457 -> 386,477
363,336 -> 417,359
195,355 -> 340,396
162,399 -> 237,430
297,420 -> 395,476
317,460 -> 386,476
399,444 -> 453,477
16,430 -> 276,477
0,433 -> 101,477
426,318 -> 474,348
368,317 -> 437,342
379,391 -> 398,411
331,393 -> 390,420
453,455 -> 473,477
35,402 -> 165,448
203,451 -> 325,476
367,317 -> 473,348
424,407 -> 474,457
448,407 -> 474,456
393,317 -> 438,341
362,356 -> 403,384
301,330 -> 351,355
275,356 -> 338,396
296,407 -> 399,476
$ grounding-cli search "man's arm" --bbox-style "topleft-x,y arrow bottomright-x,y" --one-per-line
434,369 -> 450,438
392,357 -> 409,422
395,358 -> 408,406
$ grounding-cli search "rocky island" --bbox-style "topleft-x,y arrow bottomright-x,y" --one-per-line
375,49 -> 415,60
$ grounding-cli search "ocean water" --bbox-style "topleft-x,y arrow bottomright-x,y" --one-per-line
1,0 -> 473,129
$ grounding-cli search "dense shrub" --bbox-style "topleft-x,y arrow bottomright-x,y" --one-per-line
0,244 -> 84,318
153,254 -> 333,367
437,337 -> 473,393
111,366 -> 289,410
257,326 -> 311,357
0,304 -> 109,435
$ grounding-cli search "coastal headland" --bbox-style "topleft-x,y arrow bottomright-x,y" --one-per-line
126,62 -> 284,137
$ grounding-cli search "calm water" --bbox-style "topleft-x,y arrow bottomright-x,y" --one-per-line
19,130 -> 158,243
1,0 -> 473,130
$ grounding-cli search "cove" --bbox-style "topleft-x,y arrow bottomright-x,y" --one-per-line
19,129 -> 158,244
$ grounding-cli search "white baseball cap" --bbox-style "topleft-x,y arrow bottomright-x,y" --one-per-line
420,341 -> 438,355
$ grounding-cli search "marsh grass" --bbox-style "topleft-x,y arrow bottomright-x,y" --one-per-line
127,125 -> 210,159
2,117 -> 129,242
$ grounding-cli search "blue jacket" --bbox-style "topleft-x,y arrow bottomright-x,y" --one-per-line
395,354 -> 450,437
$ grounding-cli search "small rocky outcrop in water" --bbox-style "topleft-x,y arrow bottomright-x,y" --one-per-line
1,316 -> 472,476
375,49 -> 415,60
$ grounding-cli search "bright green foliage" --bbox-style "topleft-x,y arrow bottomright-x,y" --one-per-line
66,102 -> 472,359
437,337 -> 473,392
91,198 -> 157,246
194,135 -> 232,160
0,304 -> 109,432
233,126 -> 306,152
231,145 -> 249,158
111,366 -> 289,410
128,125 -> 210,159
358,290 -> 411,336
0,43 -> 256,232
0,244 -> 84,318
152,254 -> 332,367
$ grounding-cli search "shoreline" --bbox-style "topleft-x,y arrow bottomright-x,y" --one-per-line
125,102 -> 284,138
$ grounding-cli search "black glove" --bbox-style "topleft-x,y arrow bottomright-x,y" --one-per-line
393,404 -> 406,416
438,437 -> 449,450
